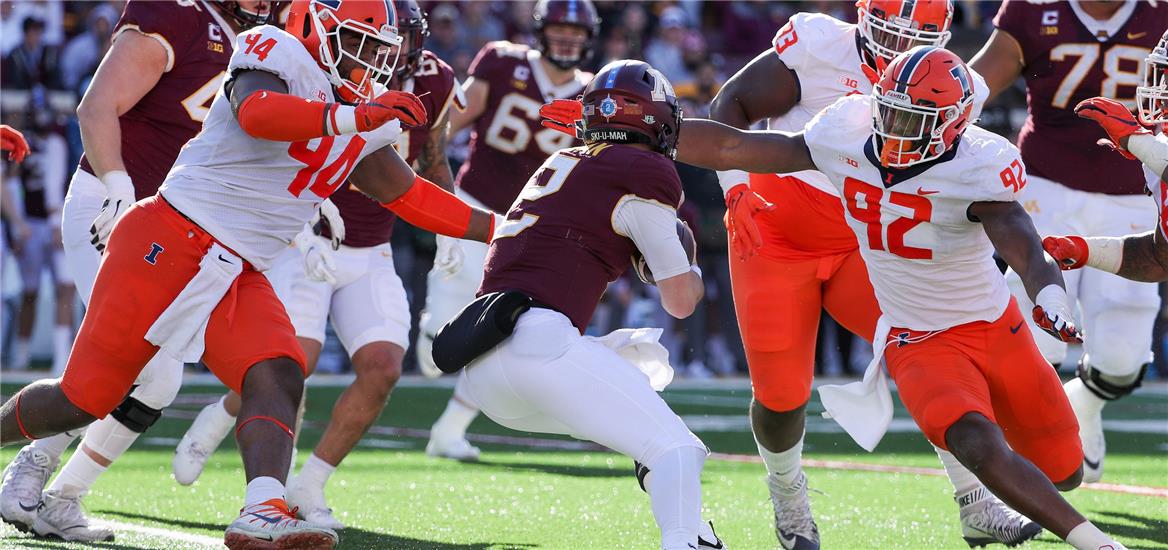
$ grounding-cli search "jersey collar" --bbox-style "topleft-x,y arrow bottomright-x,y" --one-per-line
1068,0 -> 1137,42
863,135 -> 961,188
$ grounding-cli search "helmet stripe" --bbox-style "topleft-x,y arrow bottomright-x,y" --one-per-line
894,46 -> 934,94
900,0 -> 916,20
604,61 -> 626,89
568,0 -> 578,21
384,0 -> 396,26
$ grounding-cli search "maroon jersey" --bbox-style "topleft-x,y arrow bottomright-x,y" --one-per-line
327,50 -> 460,248
78,0 -> 236,199
994,0 -> 1168,195
456,41 -> 591,214
479,144 -> 683,332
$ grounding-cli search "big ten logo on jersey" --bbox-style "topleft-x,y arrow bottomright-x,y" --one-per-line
1041,10 -> 1059,35
207,23 -> 224,53
843,177 -> 933,260
286,135 -> 367,199
486,93 -> 573,155
838,75 -> 861,95
512,65 -> 530,91
1050,43 -> 1147,109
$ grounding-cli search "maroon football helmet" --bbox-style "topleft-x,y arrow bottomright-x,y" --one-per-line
581,60 -> 682,158
215,1 -> 275,28
534,0 -> 600,70
393,0 -> 428,79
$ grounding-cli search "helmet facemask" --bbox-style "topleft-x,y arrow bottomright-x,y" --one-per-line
872,87 -> 968,167
858,5 -> 951,64
1137,54 -> 1168,127
309,3 -> 403,102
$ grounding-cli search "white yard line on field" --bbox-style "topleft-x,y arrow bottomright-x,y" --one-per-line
100,519 -> 221,548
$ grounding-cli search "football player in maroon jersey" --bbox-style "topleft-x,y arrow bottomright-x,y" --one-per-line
0,1 -> 273,542
170,0 -> 468,529
417,0 -> 597,463
1045,30 -> 1168,283
971,0 -> 1168,484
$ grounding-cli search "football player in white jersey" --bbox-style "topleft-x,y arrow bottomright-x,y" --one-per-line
1045,30 -> 1168,283
0,1 -> 494,548
563,46 -> 1121,550
700,0 -> 1031,546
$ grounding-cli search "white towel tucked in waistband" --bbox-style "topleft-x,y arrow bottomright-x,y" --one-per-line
817,316 -> 892,452
145,243 -> 244,363
585,327 -> 673,391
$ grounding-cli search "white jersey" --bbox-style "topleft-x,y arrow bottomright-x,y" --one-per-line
767,12 -> 988,197
804,95 -> 1022,331
160,25 -> 402,270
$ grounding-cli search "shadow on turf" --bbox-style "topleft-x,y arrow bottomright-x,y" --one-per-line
469,458 -> 633,480
1094,510 -> 1168,549
96,510 -> 540,550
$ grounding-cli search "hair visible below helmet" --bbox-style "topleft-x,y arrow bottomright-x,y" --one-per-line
534,0 -> 600,71
581,60 -> 682,158
872,46 -> 974,168
215,1 -> 275,29
392,0 -> 428,79
286,0 -> 403,102
1138,30 -> 1168,128
856,0 -> 953,66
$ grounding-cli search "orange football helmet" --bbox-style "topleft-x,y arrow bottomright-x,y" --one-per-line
1137,29 -> 1168,128
872,46 -> 974,167
286,0 -> 403,102
856,0 -> 953,66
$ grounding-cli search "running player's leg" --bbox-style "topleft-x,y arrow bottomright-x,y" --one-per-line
12,219 -> 48,372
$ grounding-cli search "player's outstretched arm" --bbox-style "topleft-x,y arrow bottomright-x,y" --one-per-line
970,29 -> 1025,103
709,51 -> 799,131
1043,230 -> 1168,282
1118,231 -> 1168,282
674,119 -> 816,174
348,145 -> 495,243
974,200 -> 1081,342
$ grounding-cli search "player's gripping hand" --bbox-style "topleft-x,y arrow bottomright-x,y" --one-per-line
89,171 -> 135,252
354,90 -> 428,131
294,229 -> 338,285
0,125 -> 30,163
1033,285 -> 1083,343
539,99 -> 584,138
1042,235 -> 1089,270
1074,97 -> 1151,160
433,235 -> 465,278
724,184 -> 775,261
312,198 -> 345,250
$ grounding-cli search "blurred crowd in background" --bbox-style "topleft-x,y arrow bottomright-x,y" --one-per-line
1,0 -> 1166,379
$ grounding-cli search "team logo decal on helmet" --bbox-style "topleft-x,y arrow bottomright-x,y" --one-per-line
580,60 -> 683,158
599,96 -> 618,119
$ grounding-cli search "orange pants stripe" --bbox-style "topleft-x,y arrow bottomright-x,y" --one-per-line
60,195 -> 306,418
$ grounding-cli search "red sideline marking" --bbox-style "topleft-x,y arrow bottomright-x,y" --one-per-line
710,452 -> 1168,499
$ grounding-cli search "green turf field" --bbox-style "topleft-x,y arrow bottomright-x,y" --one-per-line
1,379 -> 1165,549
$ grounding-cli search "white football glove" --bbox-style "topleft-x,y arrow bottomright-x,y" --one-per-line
293,227 -> 337,285
312,198 -> 345,250
89,171 -> 135,251
434,235 -> 464,278
1033,284 -> 1083,343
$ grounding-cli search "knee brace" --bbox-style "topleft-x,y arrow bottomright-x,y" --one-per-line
1077,362 -> 1148,401
109,395 -> 163,433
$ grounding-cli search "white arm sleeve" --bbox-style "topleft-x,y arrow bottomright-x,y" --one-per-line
612,197 -> 692,281
1127,133 -> 1168,179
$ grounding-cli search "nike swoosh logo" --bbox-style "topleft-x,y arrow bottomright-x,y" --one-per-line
218,254 -> 232,264
1010,322 -> 1024,334
1128,31 -> 1147,40
917,187 -> 940,195
778,531 -> 798,550
247,513 -> 282,525
18,501 -> 38,512
1084,456 -> 1102,470
697,536 -> 725,549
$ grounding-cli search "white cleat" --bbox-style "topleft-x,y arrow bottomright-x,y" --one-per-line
957,487 -> 1041,547
767,472 -> 819,550
425,437 -> 481,462
173,401 -> 235,486
286,474 -> 344,531
1065,378 -> 1106,483
0,446 -> 60,532
225,498 -> 337,550
697,520 -> 726,549
32,490 -> 114,542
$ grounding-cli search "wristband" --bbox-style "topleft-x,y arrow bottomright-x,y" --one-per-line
101,170 -> 133,194
1035,284 -> 1069,317
1083,236 -> 1124,274
1127,133 -> 1168,177
331,104 -> 358,136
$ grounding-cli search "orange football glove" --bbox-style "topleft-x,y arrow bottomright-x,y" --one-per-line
1,125 -> 30,163
860,56 -> 889,85
356,89 -> 428,130
1042,235 -> 1089,270
723,183 -> 775,261
1074,97 -> 1151,160
539,98 -> 584,138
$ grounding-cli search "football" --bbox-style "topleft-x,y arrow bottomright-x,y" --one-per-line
633,219 -> 696,285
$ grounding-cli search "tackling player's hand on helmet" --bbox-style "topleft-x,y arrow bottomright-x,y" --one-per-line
433,235 -> 465,278
1074,97 -> 1152,160
1032,285 -> 1082,343
0,125 -> 30,163
723,184 -> 774,261
539,99 -> 584,138
89,171 -> 135,252
355,90 -> 428,131
294,228 -> 338,285
312,198 -> 345,250
1042,235 -> 1089,270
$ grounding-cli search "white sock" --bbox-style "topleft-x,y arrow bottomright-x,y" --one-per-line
47,416 -> 142,498
211,395 -> 239,425
12,338 -> 30,370
47,448 -> 107,498
1066,378 -> 1107,417
1065,521 -> 1122,550
244,476 -> 286,507
296,453 -> 336,490
645,446 -> 706,550
755,431 -> 804,489
29,431 -> 81,459
431,383 -> 479,440
936,447 -> 981,497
